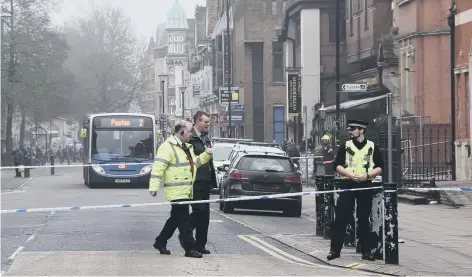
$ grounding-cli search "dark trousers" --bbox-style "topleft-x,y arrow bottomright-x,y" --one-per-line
155,200 -> 195,252
14,162 -> 21,177
190,186 -> 210,249
330,181 -> 374,254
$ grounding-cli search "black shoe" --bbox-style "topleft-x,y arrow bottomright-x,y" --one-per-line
185,249 -> 203,258
362,253 -> 375,261
153,242 -> 170,255
197,248 -> 211,254
327,251 -> 340,261
178,234 -> 185,249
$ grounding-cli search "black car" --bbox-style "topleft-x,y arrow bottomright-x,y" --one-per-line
217,150 -> 302,217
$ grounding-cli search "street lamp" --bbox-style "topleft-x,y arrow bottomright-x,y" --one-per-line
179,86 -> 187,119
158,74 -> 168,114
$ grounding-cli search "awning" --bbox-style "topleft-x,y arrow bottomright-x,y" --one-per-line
325,94 -> 388,112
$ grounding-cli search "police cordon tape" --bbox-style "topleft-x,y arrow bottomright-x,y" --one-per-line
2,186 -> 472,214
1,186 -> 382,214
0,155 -> 323,170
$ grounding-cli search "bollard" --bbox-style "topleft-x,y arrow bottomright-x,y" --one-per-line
50,155 -> 55,175
323,175 -> 335,239
383,182 -> 399,265
371,185 -> 384,259
24,156 -> 31,178
315,175 -> 325,237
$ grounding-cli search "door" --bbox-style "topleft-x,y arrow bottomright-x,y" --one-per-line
273,106 -> 285,144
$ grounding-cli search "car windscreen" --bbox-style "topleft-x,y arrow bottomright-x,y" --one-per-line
212,145 -> 234,161
237,156 -> 293,173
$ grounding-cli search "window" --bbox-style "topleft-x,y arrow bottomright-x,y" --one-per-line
272,42 -> 284,82
272,0 -> 278,16
329,13 -> 336,43
466,72 -> 470,139
238,156 -> 293,173
349,0 -> 353,36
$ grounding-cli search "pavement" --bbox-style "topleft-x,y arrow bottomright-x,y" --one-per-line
291,195 -> 472,276
1,167 -> 371,276
1,166 -> 471,276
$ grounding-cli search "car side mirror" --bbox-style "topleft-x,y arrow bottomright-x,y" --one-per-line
217,165 -> 229,172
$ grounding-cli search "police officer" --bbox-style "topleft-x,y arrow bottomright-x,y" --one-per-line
327,119 -> 384,262
149,120 -> 213,258
187,111 -> 217,254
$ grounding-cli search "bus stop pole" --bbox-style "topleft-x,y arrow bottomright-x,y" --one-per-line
303,105 -> 309,185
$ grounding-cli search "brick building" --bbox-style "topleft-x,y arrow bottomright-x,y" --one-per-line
393,0 -> 452,124
209,0 -> 286,142
138,38 -> 157,115
279,0 -> 347,144
454,0 -> 472,180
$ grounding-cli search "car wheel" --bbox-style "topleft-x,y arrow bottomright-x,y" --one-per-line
222,189 -> 234,213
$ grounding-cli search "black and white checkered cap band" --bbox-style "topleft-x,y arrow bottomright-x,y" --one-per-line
347,123 -> 367,129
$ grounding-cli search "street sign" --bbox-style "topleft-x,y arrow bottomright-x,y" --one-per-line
342,83 -> 368,91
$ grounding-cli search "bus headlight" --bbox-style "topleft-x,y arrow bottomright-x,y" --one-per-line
140,165 -> 152,175
91,165 -> 106,176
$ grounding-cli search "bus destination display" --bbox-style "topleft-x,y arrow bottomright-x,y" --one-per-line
93,117 -> 153,128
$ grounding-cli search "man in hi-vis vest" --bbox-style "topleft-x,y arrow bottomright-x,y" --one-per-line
327,119 -> 384,262
150,120 -> 213,258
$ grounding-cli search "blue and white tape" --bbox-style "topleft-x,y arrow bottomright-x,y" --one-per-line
401,187 -> 472,192
0,155 -> 322,170
1,186 -> 382,214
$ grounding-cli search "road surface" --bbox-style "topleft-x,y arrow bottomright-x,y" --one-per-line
1,167 -> 369,276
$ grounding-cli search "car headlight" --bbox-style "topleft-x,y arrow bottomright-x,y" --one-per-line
140,165 -> 152,175
91,165 -> 106,176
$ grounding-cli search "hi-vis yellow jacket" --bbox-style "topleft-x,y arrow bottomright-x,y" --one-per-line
149,135 -> 212,202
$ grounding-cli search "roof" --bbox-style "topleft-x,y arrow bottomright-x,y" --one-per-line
166,0 -> 189,30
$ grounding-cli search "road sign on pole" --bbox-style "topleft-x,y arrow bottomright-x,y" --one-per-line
341,83 -> 368,91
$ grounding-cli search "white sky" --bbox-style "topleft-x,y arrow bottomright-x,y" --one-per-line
51,0 -> 206,41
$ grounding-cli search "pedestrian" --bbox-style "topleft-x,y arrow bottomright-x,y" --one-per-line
12,147 -> 24,177
327,119 -> 384,262
187,111 -> 217,254
149,120 -> 213,258
321,134 -> 334,175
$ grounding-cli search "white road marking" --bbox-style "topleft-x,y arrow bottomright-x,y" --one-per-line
210,219 -> 223,223
8,246 -> 25,261
1,178 -> 33,194
6,210 -> 55,269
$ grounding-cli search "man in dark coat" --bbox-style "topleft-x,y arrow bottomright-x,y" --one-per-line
185,111 -> 217,254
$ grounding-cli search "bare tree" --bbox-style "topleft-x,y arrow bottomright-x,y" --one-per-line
1,0 -> 73,162
63,4 -> 145,115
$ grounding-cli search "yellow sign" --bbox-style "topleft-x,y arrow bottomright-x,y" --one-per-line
111,119 -> 131,127
80,128 -> 87,138
232,93 -> 239,101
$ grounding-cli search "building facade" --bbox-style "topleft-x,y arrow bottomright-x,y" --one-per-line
210,0 -> 287,142
393,0 -> 451,123
454,0 -> 472,180
138,38 -> 157,115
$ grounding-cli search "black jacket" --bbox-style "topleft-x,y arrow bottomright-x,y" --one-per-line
188,128 -> 217,190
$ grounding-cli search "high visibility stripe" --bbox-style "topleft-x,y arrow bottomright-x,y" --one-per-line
169,162 -> 190,167
154,157 -> 169,164
164,181 -> 192,187
196,157 -> 202,167
151,175 -> 162,179
169,143 -> 180,164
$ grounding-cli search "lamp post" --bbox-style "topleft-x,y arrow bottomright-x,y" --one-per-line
447,4 -> 457,181
158,74 -> 168,115
180,86 -> 187,119
318,103 -> 327,133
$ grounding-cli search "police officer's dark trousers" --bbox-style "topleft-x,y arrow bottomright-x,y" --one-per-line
190,183 -> 210,249
155,199 -> 195,251
330,180 -> 374,254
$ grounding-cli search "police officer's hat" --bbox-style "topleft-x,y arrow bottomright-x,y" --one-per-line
347,119 -> 368,130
